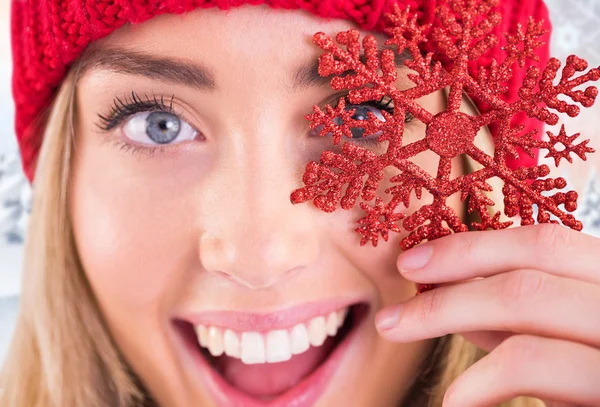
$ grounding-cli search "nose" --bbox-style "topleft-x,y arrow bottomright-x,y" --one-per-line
198,132 -> 320,289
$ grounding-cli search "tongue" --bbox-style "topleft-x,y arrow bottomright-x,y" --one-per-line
214,337 -> 335,398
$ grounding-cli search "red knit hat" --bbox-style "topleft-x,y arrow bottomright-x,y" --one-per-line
10,0 -> 551,181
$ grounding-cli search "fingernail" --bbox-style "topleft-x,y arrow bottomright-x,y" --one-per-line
398,244 -> 433,273
376,305 -> 403,331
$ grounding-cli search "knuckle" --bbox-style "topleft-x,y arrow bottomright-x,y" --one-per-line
499,269 -> 547,306
533,223 -> 571,258
418,286 -> 444,323
457,233 -> 478,259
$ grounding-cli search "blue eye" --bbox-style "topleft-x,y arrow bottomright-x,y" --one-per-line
334,104 -> 388,139
309,97 -> 411,145
123,111 -> 198,146
349,105 -> 387,122
146,112 -> 181,143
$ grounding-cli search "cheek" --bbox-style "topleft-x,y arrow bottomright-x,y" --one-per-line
326,150 -> 464,307
68,144 -> 200,317
323,186 -> 417,308
68,155 -> 205,405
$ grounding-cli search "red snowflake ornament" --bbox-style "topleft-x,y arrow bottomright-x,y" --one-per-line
290,0 -> 600,253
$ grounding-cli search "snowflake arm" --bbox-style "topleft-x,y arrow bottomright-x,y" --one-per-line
290,0 -> 599,253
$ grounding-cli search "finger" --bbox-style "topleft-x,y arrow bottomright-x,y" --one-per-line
460,331 -> 515,353
443,335 -> 600,407
542,401 -> 577,407
376,269 -> 600,348
396,224 -> 600,285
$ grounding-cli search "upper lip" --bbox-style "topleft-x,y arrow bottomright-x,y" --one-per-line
174,297 -> 364,332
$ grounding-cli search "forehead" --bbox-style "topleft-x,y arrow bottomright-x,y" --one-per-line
93,6 -> 361,70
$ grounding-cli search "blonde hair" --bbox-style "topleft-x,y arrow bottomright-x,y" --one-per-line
0,68 -> 543,407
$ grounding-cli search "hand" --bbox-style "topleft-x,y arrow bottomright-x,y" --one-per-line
375,224 -> 600,407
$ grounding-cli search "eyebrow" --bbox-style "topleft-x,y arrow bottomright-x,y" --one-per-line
77,47 -> 217,90
76,45 -> 412,92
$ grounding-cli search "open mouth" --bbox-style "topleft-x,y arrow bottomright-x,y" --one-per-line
173,302 -> 369,405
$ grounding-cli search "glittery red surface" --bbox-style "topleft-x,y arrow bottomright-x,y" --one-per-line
291,0 -> 599,258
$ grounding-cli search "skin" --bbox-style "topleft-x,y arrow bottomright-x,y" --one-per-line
68,4 -> 600,407
69,6 -> 462,407
376,226 -> 600,407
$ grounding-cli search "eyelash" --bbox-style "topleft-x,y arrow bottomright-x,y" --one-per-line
336,95 -> 414,147
361,96 -> 394,114
96,91 -> 179,132
96,92 -> 412,154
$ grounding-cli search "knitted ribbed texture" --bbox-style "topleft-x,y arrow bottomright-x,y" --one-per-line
10,0 -> 551,181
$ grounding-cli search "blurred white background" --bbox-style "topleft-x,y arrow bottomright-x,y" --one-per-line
0,0 -> 21,300
0,0 -> 599,363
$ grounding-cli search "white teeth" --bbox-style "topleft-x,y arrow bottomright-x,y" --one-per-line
290,323 -> 310,355
337,308 -> 348,328
241,332 -> 266,364
193,306 -> 351,365
308,316 -> 327,347
207,326 -> 224,357
326,312 -> 338,336
224,329 -> 240,358
195,325 -> 208,347
266,330 -> 292,363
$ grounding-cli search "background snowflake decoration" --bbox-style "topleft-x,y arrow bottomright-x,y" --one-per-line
290,0 -> 600,251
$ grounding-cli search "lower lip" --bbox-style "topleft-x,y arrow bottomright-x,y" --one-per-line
174,310 -> 364,407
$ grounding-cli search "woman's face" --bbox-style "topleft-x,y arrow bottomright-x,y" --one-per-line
70,6 -> 462,407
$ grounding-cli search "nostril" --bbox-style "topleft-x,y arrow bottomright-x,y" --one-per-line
200,232 -> 314,289
209,266 -> 305,290
198,216 -> 320,289
213,269 -> 239,283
